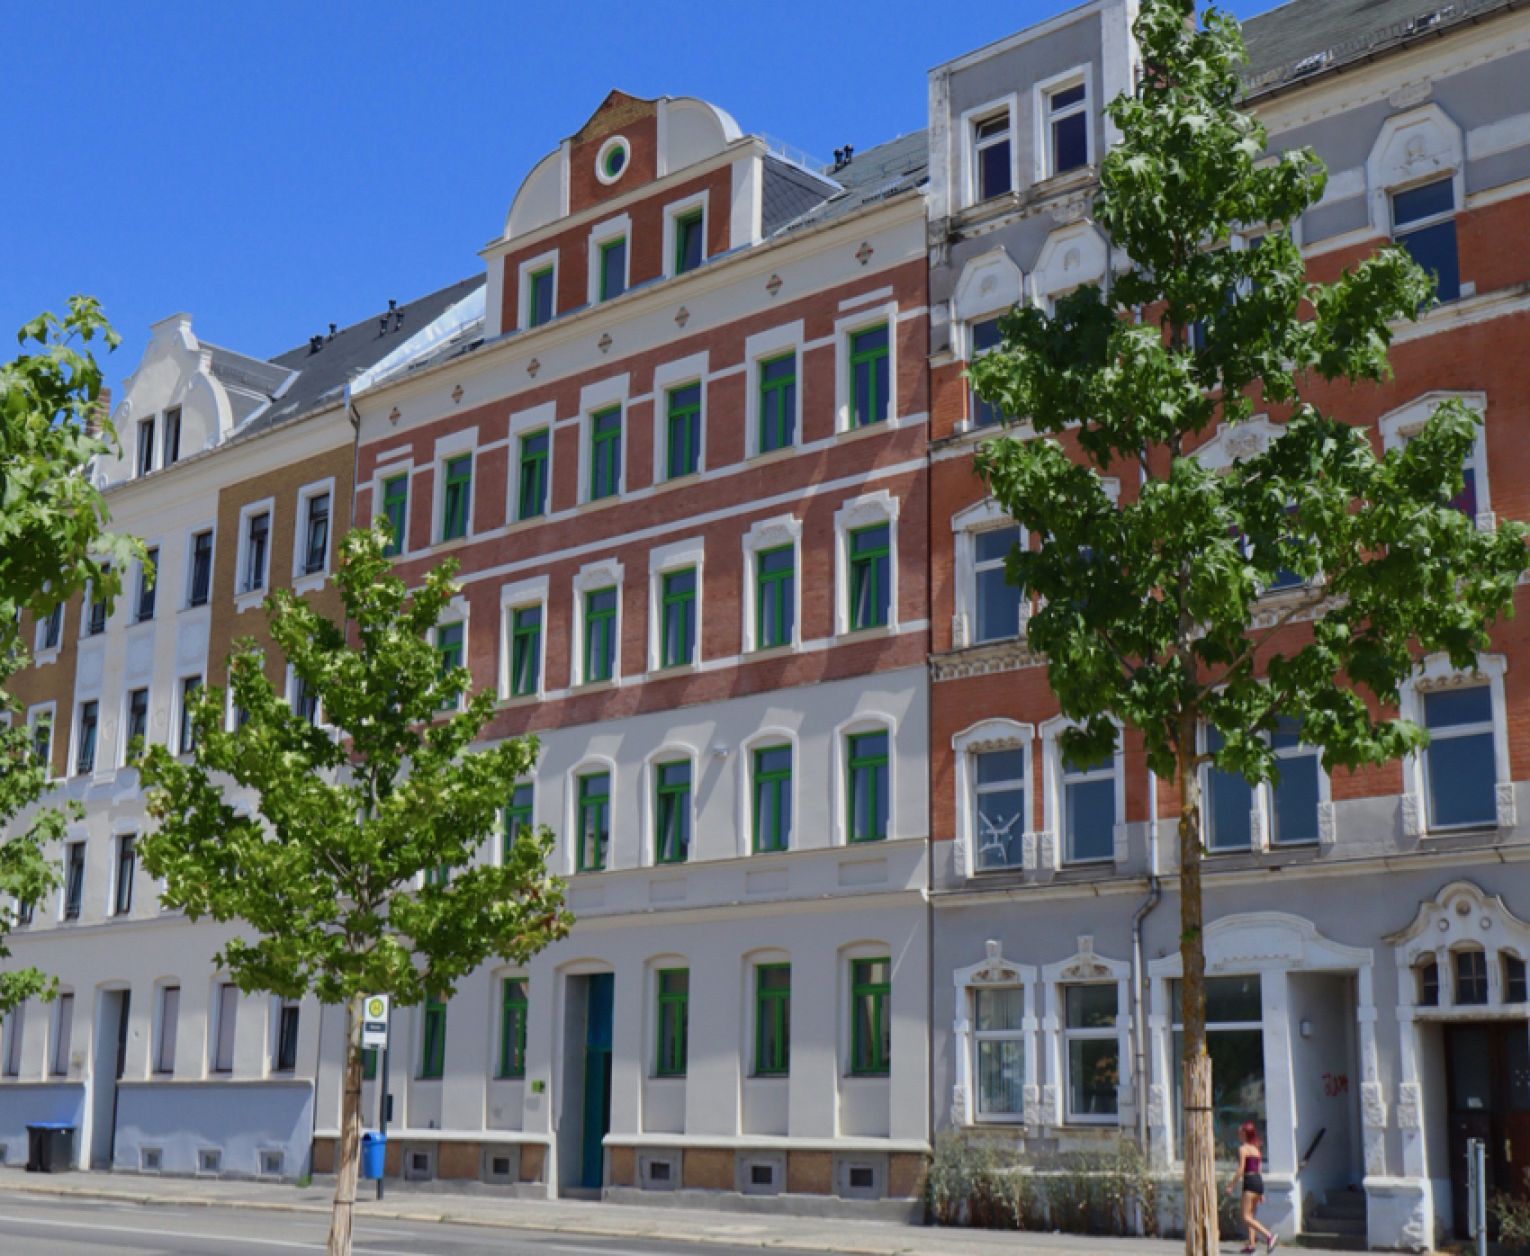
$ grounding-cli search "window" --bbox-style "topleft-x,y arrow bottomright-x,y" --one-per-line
1423,686 -> 1496,830
434,622 -> 464,710
30,709 -> 52,772
509,606 -> 542,698
1060,740 -> 1115,864
847,731 -> 890,843
188,530 -> 213,606
38,602 -> 62,651
86,566 -> 110,635
75,701 -> 98,775
1455,950 -> 1489,1006
241,512 -> 270,593
758,354 -> 796,453
1172,975 -> 1264,1150
1270,717 -> 1320,844
517,431 -> 549,520
214,983 -> 238,1073
274,1003 -> 299,1072
63,842 -> 85,920
419,998 -> 446,1079
598,236 -> 627,301
137,418 -> 156,477
754,964 -> 790,1076
1063,984 -> 1118,1121
113,835 -> 135,916
973,110 -> 1012,201
125,688 -> 149,760
51,993 -> 74,1076
291,672 -> 319,725
674,208 -> 705,275
527,266 -> 555,328
848,524 -> 891,631
3,1005 -> 23,1076
973,526 -> 1022,643
155,986 -> 180,1074
1391,178 -> 1459,303
755,546 -> 795,650
656,969 -> 689,1077
504,783 -> 534,859
583,587 -> 617,683
849,957 -> 891,1076
654,761 -> 691,864
380,474 -> 409,555
162,407 -> 182,467
1204,727 -> 1253,851
1417,956 -> 1440,1006
753,746 -> 793,853
973,986 -> 1025,1118
177,676 -> 201,753
665,384 -> 701,480
1505,955 -> 1528,1004
577,772 -> 610,872
301,491 -> 330,576
968,317 -> 1006,428
440,455 -> 472,542
658,568 -> 697,669
1045,80 -> 1089,177
848,324 -> 890,428
973,748 -> 1025,871
136,549 -> 158,621
498,979 -> 528,1078
589,407 -> 622,501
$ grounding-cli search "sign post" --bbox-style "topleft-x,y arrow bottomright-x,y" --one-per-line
1466,1137 -> 1487,1256
362,996 -> 390,1201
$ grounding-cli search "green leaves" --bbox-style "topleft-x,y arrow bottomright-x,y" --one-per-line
140,521 -> 571,1011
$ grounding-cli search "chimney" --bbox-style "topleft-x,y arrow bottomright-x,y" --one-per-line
309,335 -> 324,354
86,386 -> 112,437
328,322 -> 338,339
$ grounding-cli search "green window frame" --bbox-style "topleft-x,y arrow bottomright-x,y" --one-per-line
589,406 -> 622,501
655,968 -> 689,1077
654,760 -> 691,864
497,978 -> 529,1079
583,586 -> 617,683
517,430 -> 549,520
381,473 -> 408,556
752,745 -> 793,853
755,545 -> 795,649
527,265 -> 554,328
598,237 -> 627,302
419,997 -> 447,1080
659,568 -> 697,668
665,383 -> 702,480
435,621 -> 464,710
577,771 -> 610,872
850,957 -> 891,1076
674,208 -> 705,275
847,730 -> 890,843
504,782 -> 534,861
848,524 -> 891,630
848,323 -> 891,428
509,605 -> 542,697
440,454 -> 472,542
754,963 -> 791,1077
758,353 -> 796,453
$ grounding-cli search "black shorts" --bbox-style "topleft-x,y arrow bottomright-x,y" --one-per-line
1243,1172 -> 1265,1196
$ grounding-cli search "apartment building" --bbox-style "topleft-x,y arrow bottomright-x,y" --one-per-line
926,0 -> 1530,1248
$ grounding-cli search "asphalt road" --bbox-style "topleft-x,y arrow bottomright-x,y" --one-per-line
0,1194 -> 830,1256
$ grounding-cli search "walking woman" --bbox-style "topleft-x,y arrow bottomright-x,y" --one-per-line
1227,1120 -> 1277,1252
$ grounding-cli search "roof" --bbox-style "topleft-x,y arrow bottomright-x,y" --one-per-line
767,130 -> 929,237
1240,0 -> 1516,96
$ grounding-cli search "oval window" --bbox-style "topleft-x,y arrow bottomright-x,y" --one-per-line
596,137 -> 629,185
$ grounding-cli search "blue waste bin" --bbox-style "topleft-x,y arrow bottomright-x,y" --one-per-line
360,1131 -> 385,1180
25,1122 -> 75,1173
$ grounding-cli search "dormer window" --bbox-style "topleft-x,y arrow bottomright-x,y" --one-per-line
973,112 -> 1013,201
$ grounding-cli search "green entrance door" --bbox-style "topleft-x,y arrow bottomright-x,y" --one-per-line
579,973 -> 614,1190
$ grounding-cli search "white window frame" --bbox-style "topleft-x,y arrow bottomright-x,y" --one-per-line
740,515 -> 804,655
269,996 -> 301,1075
132,545 -> 159,623
951,499 -> 1026,649
652,353 -> 709,485
1042,943 -> 1132,1127
49,991 -> 74,1077
517,248 -> 559,331
120,685 -> 151,767
952,718 -> 1033,878
507,402 -> 556,524
951,941 -> 1038,1127
642,743 -> 700,868
136,416 -> 157,477
832,713 -> 898,849
71,699 -> 99,778
744,322 -> 805,458
959,95 -> 1018,209
184,523 -> 216,610
1041,716 -> 1127,869
662,190 -> 709,280
285,664 -> 323,727
587,213 -> 632,306
26,702 -> 56,781
433,594 -> 471,714
211,980 -> 239,1075
4,1003 -> 26,1077
833,302 -> 900,433
497,574 -> 550,702
33,597 -> 64,662
647,537 -> 705,674
1379,392 -> 1492,531
161,405 -> 182,467
175,673 -> 203,756
292,476 -> 336,590
110,831 -> 136,917
432,429 -> 478,546
577,375 -> 629,506
1034,65 -> 1093,183
1198,718 -> 1333,853
234,497 -> 276,608
1400,653 -> 1512,836
834,489 -> 900,637
154,983 -> 180,1076
737,726 -> 800,858
572,558 -> 625,688
566,754 -> 619,876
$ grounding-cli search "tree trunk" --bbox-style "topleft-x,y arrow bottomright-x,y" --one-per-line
1177,736 -> 1219,1256
327,994 -> 364,1256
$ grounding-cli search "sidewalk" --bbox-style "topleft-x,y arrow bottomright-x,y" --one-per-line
0,1168 -> 1357,1254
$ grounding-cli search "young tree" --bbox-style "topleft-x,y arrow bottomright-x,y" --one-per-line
969,2 -> 1527,1250
139,524 -> 570,1256
0,298 -> 136,1016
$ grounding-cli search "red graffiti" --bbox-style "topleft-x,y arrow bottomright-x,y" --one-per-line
1322,1072 -> 1349,1098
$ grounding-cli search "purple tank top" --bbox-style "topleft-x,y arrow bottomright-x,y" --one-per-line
1245,1151 -> 1262,1174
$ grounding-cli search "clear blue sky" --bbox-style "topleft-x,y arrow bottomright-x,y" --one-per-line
0,0 -> 1267,403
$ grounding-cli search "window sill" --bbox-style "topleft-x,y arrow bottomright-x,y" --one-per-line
291,571 -> 328,596
650,662 -> 699,678
749,444 -> 801,469
183,600 -> 210,614
33,648 -> 60,668
836,417 -> 895,443
498,691 -> 544,708
840,623 -> 896,641
747,642 -> 801,661
234,589 -> 266,615
1033,165 -> 1096,197
571,678 -> 619,695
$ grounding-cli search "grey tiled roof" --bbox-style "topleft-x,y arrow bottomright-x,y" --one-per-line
762,157 -> 842,236
766,131 -> 929,237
